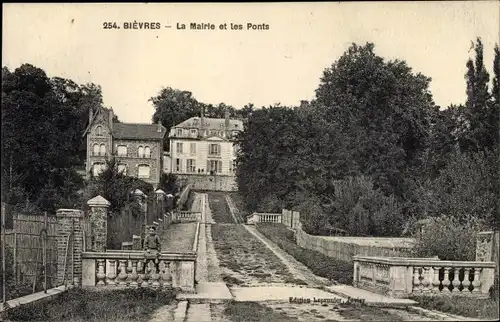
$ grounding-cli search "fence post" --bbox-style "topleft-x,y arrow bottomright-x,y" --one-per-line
56,209 -> 84,287
87,195 -> 110,252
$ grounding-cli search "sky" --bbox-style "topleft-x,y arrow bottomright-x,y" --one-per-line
2,2 -> 499,123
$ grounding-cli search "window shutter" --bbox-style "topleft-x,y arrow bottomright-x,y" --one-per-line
218,160 -> 222,173
206,160 -> 210,173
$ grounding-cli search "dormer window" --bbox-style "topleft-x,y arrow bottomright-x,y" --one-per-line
176,128 -> 182,137
96,126 -> 102,136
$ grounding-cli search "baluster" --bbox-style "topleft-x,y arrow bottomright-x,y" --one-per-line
422,267 -> 431,293
471,268 -> 482,294
462,268 -> 471,293
137,260 -> 144,286
107,260 -> 117,286
432,266 -> 441,293
129,260 -> 139,288
161,261 -> 172,288
150,263 -> 161,289
442,267 -> 451,293
118,260 -> 128,287
451,267 -> 461,293
141,260 -> 150,287
96,259 -> 106,286
412,267 -> 421,293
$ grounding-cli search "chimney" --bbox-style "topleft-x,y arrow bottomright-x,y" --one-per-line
108,108 -> 114,131
200,105 -> 205,136
224,108 -> 230,133
89,107 -> 93,123
157,120 -> 162,132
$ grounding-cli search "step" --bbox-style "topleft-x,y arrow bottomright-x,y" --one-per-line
176,282 -> 233,301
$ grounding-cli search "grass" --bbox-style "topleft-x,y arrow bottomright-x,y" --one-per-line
207,192 -> 237,223
211,224 -> 297,286
221,301 -> 298,322
255,223 -> 354,285
4,288 -> 176,322
410,295 -> 499,320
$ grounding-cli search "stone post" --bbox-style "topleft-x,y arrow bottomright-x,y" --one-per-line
56,209 -> 84,286
87,195 -> 110,252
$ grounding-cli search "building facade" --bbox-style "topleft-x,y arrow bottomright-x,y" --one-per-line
167,110 -> 243,176
83,107 -> 167,187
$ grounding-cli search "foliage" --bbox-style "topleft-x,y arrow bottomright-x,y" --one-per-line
1,64 -> 103,212
159,172 -> 179,194
410,295 -> 498,319
255,223 -> 353,285
462,37 -> 498,153
236,40 -> 499,237
85,157 -> 153,213
418,149 -> 499,227
411,214 -> 485,261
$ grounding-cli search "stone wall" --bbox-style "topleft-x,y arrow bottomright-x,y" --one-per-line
175,174 -> 237,191
282,209 -> 414,263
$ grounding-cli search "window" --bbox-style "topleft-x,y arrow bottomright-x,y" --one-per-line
207,160 -> 222,174
100,144 -> 106,156
187,159 -> 196,173
117,163 -> 127,174
92,162 -> 105,176
144,146 -> 151,158
92,143 -> 99,156
176,143 -> 183,154
175,159 -> 182,172
209,144 -> 220,156
229,160 -> 237,173
95,126 -> 102,136
190,129 -> 197,135
138,146 -> 144,157
117,145 -> 127,157
176,128 -> 182,137
189,143 -> 196,155
138,165 -> 150,179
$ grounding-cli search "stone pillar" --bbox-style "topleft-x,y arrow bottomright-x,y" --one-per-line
87,195 -> 110,252
56,209 -> 84,286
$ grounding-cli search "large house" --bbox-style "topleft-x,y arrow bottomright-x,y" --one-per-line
166,110 -> 243,176
83,107 -> 167,187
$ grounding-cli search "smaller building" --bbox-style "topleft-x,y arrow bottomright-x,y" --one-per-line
82,107 -> 167,187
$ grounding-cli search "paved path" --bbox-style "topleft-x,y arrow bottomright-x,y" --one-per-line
159,222 -> 197,252
243,224 -> 333,288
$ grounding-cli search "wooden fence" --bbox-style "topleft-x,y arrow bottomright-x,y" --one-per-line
1,208 -> 58,290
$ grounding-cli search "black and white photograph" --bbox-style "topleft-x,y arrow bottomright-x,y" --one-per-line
1,2 -> 499,321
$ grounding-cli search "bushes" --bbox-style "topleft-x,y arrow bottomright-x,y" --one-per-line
255,223 -> 353,285
410,295 -> 499,319
411,214 -> 484,261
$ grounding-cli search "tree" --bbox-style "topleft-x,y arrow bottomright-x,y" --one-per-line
462,37 -> 497,152
315,42 -> 436,203
1,64 -> 85,210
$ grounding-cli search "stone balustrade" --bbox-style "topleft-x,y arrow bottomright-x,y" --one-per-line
81,251 -> 196,292
249,213 -> 283,224
353,256 -> 496,299
173,211 -> 201,223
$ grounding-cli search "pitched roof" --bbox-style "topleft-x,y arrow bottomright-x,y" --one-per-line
112,123 -> 166,140
174,117 -> 243,131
